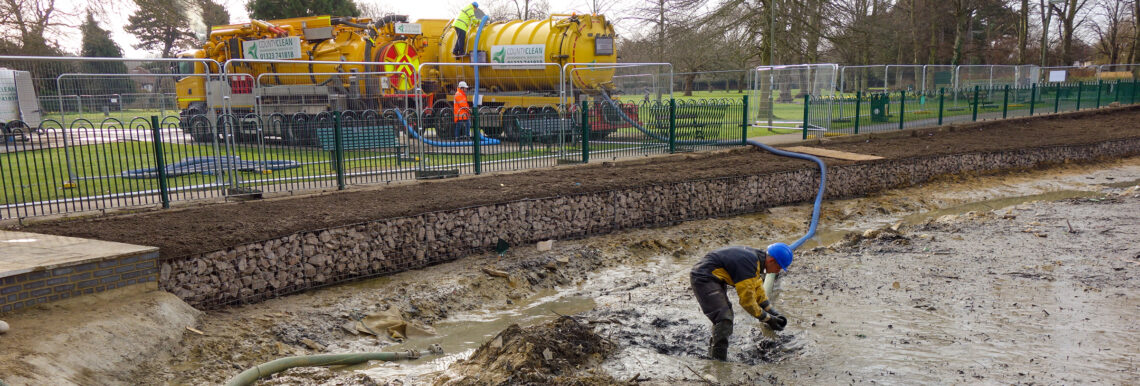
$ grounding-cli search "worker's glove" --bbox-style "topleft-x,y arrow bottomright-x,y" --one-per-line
766,308 -> 783,318
761,312 -> 787,331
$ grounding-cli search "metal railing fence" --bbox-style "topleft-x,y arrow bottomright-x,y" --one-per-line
803,79 -> 1139,139
2,98 -> 750,220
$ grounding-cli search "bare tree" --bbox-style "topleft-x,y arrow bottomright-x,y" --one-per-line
1051,0 -> 1091,64
0,0 -> 75,54
483,0 -> 551,20
1017,0 -> 1030,63
1089,0 -> 1130,65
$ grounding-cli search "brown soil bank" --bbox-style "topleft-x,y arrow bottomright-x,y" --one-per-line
14,106 -> 1140,259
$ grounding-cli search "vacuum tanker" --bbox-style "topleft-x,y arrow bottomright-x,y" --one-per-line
174,13 -> 621,143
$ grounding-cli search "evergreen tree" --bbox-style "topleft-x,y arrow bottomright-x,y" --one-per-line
125,0 -> 197,58
80,13 -> 133,96
246,0 -> 361,20
200,0 -> 231,33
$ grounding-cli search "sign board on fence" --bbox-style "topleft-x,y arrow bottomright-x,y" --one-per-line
1048,70 -> 1067,83
394,23 -> 421,35
490,44 -> 546,70
243,37 -> 303,60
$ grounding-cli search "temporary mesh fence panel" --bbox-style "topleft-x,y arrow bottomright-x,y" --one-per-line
802,79 -> 1140,140
752,64 -> 837,129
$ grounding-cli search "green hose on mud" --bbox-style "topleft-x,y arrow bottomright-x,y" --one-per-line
226,345 -> 443,386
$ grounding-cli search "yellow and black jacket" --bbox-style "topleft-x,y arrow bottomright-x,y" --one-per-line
691,246 -> 773,318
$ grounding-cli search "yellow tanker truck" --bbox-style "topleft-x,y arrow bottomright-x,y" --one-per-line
174,13 -> 620,143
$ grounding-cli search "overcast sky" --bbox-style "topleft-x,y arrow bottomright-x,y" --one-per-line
62,0 -> 635,58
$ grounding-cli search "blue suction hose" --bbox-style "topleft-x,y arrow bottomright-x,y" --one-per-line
394,109 -> 499,147
745,139 -> 826,252
595,90 -> 826,256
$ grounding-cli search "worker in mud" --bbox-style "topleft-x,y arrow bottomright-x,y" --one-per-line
690,244 -> 793,361
453,81 -> 471,138
451,2 -> 485,56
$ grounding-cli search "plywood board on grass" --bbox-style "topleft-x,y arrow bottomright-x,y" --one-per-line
782,146 -> 884,161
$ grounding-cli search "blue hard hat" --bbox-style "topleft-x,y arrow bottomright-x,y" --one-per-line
472,2 -> 478,7
767,243 -> 793,270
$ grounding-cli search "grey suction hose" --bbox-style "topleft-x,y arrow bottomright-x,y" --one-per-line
226,345 -> 443,386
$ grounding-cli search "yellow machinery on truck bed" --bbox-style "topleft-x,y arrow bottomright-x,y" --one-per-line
175,13 -> 618,143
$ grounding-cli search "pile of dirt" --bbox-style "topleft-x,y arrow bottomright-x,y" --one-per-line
442,316 -> 618,385
15,106 -> 1140,259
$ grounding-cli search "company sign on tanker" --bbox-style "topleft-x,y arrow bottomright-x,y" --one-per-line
490,45 -> 546,70
243,37 -> 303,60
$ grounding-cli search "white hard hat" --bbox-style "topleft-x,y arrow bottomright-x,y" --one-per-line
458,81 -> 469,88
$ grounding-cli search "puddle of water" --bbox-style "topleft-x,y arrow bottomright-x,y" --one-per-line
353,291 -> 596,381
1102,178 -> 1140,188
769,190 -> 1105,251
897,190 -> 1104,226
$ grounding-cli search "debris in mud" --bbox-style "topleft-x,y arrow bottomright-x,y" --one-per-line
838,225 -> 911,248
738,333 -> 798,363
353,308 -> 437,341
443,316 -> 618,385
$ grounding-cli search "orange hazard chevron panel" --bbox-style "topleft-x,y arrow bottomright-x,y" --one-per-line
380,41 -> 419,91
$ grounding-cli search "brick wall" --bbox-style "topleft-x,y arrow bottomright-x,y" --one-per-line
0,252 -> 158,314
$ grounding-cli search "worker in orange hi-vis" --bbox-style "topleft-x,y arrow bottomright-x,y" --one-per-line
453,81 -> 471,138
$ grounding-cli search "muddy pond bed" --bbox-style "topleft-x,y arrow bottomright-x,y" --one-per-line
83,158 -> 1133,385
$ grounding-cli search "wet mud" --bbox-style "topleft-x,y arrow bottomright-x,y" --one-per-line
45,157 -> 1140,385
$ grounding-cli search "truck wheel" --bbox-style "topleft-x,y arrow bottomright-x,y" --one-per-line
433,100 -> 455,139
500,107 -> 526,141
186,115 -> 216,144
479,107 -> 502,138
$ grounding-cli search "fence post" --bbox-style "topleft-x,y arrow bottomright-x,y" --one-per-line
802,94 -> 811,140
936,88 -> 944,126
1115,79 -> 1122,104
1029,83 -> 1037,116
581,100 -> 590,163
1076,82 -> 1083,111
1095,80 -> 1102,108
668,98 -> 676,153
1133,78 -> 1138,105
972,86 -> 980,122
898,90 -> 906,130
1001,85 -> 1010,118
854,91 -> 862,134
473,107 -> 482,174
740,95 -> 749,145
1054,83 -> 1061,113
333,111 -> 346,190
149,115 -> 170,209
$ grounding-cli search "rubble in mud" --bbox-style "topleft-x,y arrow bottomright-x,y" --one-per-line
442,316 -> 618,385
